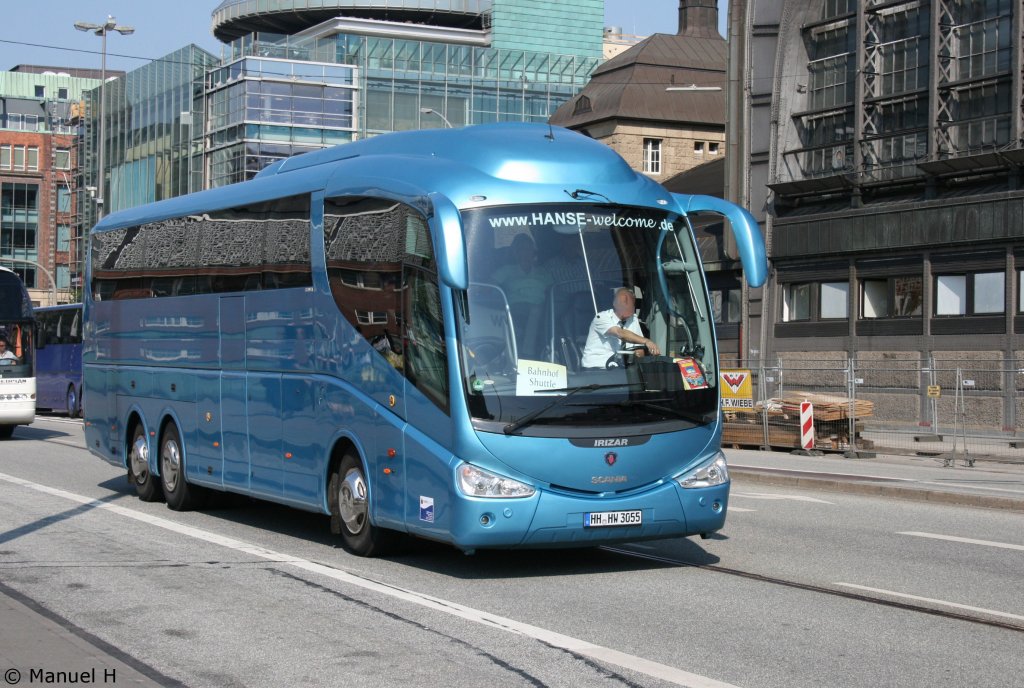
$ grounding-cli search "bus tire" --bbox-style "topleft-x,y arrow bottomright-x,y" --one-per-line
128,424 -> 163,502
329,452 -> 395,557
160,423 -> 206,511
66,385 -> 80,418
0,425 -> 14,440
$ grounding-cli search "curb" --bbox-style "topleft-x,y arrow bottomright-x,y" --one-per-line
730,467 -> 1024,513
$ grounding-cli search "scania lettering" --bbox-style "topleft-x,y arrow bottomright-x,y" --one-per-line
83,123 -> 767,556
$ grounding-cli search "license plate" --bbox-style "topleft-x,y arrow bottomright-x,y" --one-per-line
583,510 -> 643,528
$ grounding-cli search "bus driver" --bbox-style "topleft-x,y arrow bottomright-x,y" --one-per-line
0,337 -> 18,365
581,287 -> 660,368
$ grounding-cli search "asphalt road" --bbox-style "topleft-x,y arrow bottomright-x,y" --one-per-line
1,417 -> 1022,688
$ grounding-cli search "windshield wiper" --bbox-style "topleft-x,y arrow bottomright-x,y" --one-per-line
615,399 -> 716,426
502,382 -> 642,435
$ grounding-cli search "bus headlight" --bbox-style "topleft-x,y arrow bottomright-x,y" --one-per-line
458,464 -> 535,498
676,451 -> 729,489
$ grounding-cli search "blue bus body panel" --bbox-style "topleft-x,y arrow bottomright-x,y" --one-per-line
84,123 -> 761,549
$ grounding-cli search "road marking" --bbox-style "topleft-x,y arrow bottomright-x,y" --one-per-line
920,481 -> 1024,497
897,531 -> 1024,552
730,492 -> 834,505
728,465 -> 914,483
834,582 -> 1024,623
727,507 -> 756,512
0,472 -> 741,688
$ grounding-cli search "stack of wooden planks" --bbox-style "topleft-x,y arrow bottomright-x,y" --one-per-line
756,391 -> 873,421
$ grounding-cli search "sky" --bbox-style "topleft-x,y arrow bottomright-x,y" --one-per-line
0,1 -> 727,74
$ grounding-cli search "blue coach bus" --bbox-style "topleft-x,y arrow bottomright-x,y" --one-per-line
84,123 -> 767,556
34,304 -> 83,417
0,266 -> 35,439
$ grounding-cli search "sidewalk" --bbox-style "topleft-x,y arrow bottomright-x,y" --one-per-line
725,446 -> 1024,512
0,583 -> 173,688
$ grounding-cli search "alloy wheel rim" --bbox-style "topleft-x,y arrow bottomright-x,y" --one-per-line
338,467 -> 368,535
162,440 -> 181,492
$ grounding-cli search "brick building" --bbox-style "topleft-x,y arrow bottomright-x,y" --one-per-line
1,68 -> 100,304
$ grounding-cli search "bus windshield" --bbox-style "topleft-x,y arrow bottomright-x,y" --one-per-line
0,273 -> 33,379
457,203 -> 717,434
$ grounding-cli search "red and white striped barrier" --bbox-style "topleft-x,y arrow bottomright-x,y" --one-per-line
800,401 -> 814,451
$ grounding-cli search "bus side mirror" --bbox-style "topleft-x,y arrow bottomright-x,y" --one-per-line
428,192 -> 468,290
671,194 -> 768,288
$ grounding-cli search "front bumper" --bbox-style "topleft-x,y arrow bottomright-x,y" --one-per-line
446,479 -> 729,550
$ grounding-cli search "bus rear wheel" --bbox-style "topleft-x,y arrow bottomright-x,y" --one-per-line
160,424 -> 205,511
329,452 -> 396,557
128,424 -> 162,502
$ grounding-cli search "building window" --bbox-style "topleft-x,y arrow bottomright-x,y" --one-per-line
55,149 -> 71,170
973,271 -> 1004,313
783,281 -> 849,322
58,87 -> 69,100
573,96 -> 591,115
12,146 -> 25,170
56,265 -> 70,289
783,283 -> 811,321
860,276 -> 923,318
820,281 -> 849,319
57,224 -> 71,252
708,142 -> 720,156
355,310 -> 389,325
694,141 -> 705,156
34,85 -> 44,98
26,147 -> 39,172
57,187 -> 72,213
711,288 -> 741,323
643,138 -> 662,175
935,272 -> 1004,315
0,145 -> 9,170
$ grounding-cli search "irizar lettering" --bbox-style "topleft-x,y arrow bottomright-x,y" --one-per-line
593,438 -> 628,447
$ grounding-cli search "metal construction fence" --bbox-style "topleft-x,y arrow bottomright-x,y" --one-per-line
716,357 -> 1024,464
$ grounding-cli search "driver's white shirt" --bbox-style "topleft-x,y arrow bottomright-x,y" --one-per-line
581,309 -> 643,368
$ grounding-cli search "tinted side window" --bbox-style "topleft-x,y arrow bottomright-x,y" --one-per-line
91,195 -> 311,299
325,196 -> 448,412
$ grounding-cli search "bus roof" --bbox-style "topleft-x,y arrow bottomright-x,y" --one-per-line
92,123 -> 671,233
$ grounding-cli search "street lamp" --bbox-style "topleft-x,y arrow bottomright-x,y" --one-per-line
420,107 -> 453,129
75,16 -> 134,219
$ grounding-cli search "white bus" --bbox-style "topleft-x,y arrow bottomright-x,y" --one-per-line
0,266 -> 35,439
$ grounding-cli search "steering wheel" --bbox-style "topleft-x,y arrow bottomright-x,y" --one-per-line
465,337 -> 513,373
605,344 -> 649,369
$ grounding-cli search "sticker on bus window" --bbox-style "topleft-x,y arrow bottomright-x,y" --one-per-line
419,496 -> 434,523
675,357 -> 709,390
515,359 -> 567,397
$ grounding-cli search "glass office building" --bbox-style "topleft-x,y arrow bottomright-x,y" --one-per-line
83,1 -> 602,199
205,27 -> 599,186
80,45 -> 219,230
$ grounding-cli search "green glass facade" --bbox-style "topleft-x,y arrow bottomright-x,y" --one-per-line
490,0 -> 603,57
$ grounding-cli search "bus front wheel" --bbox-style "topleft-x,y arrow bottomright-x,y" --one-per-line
0,425 -> 14,440
66,385 -> 80,418
329,452 -> 396,557
160,424 -> 205,511
128,424 -> 163,502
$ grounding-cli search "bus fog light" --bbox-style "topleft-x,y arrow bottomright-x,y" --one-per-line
458,464 -> 535,498
676,452 -> 729,489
